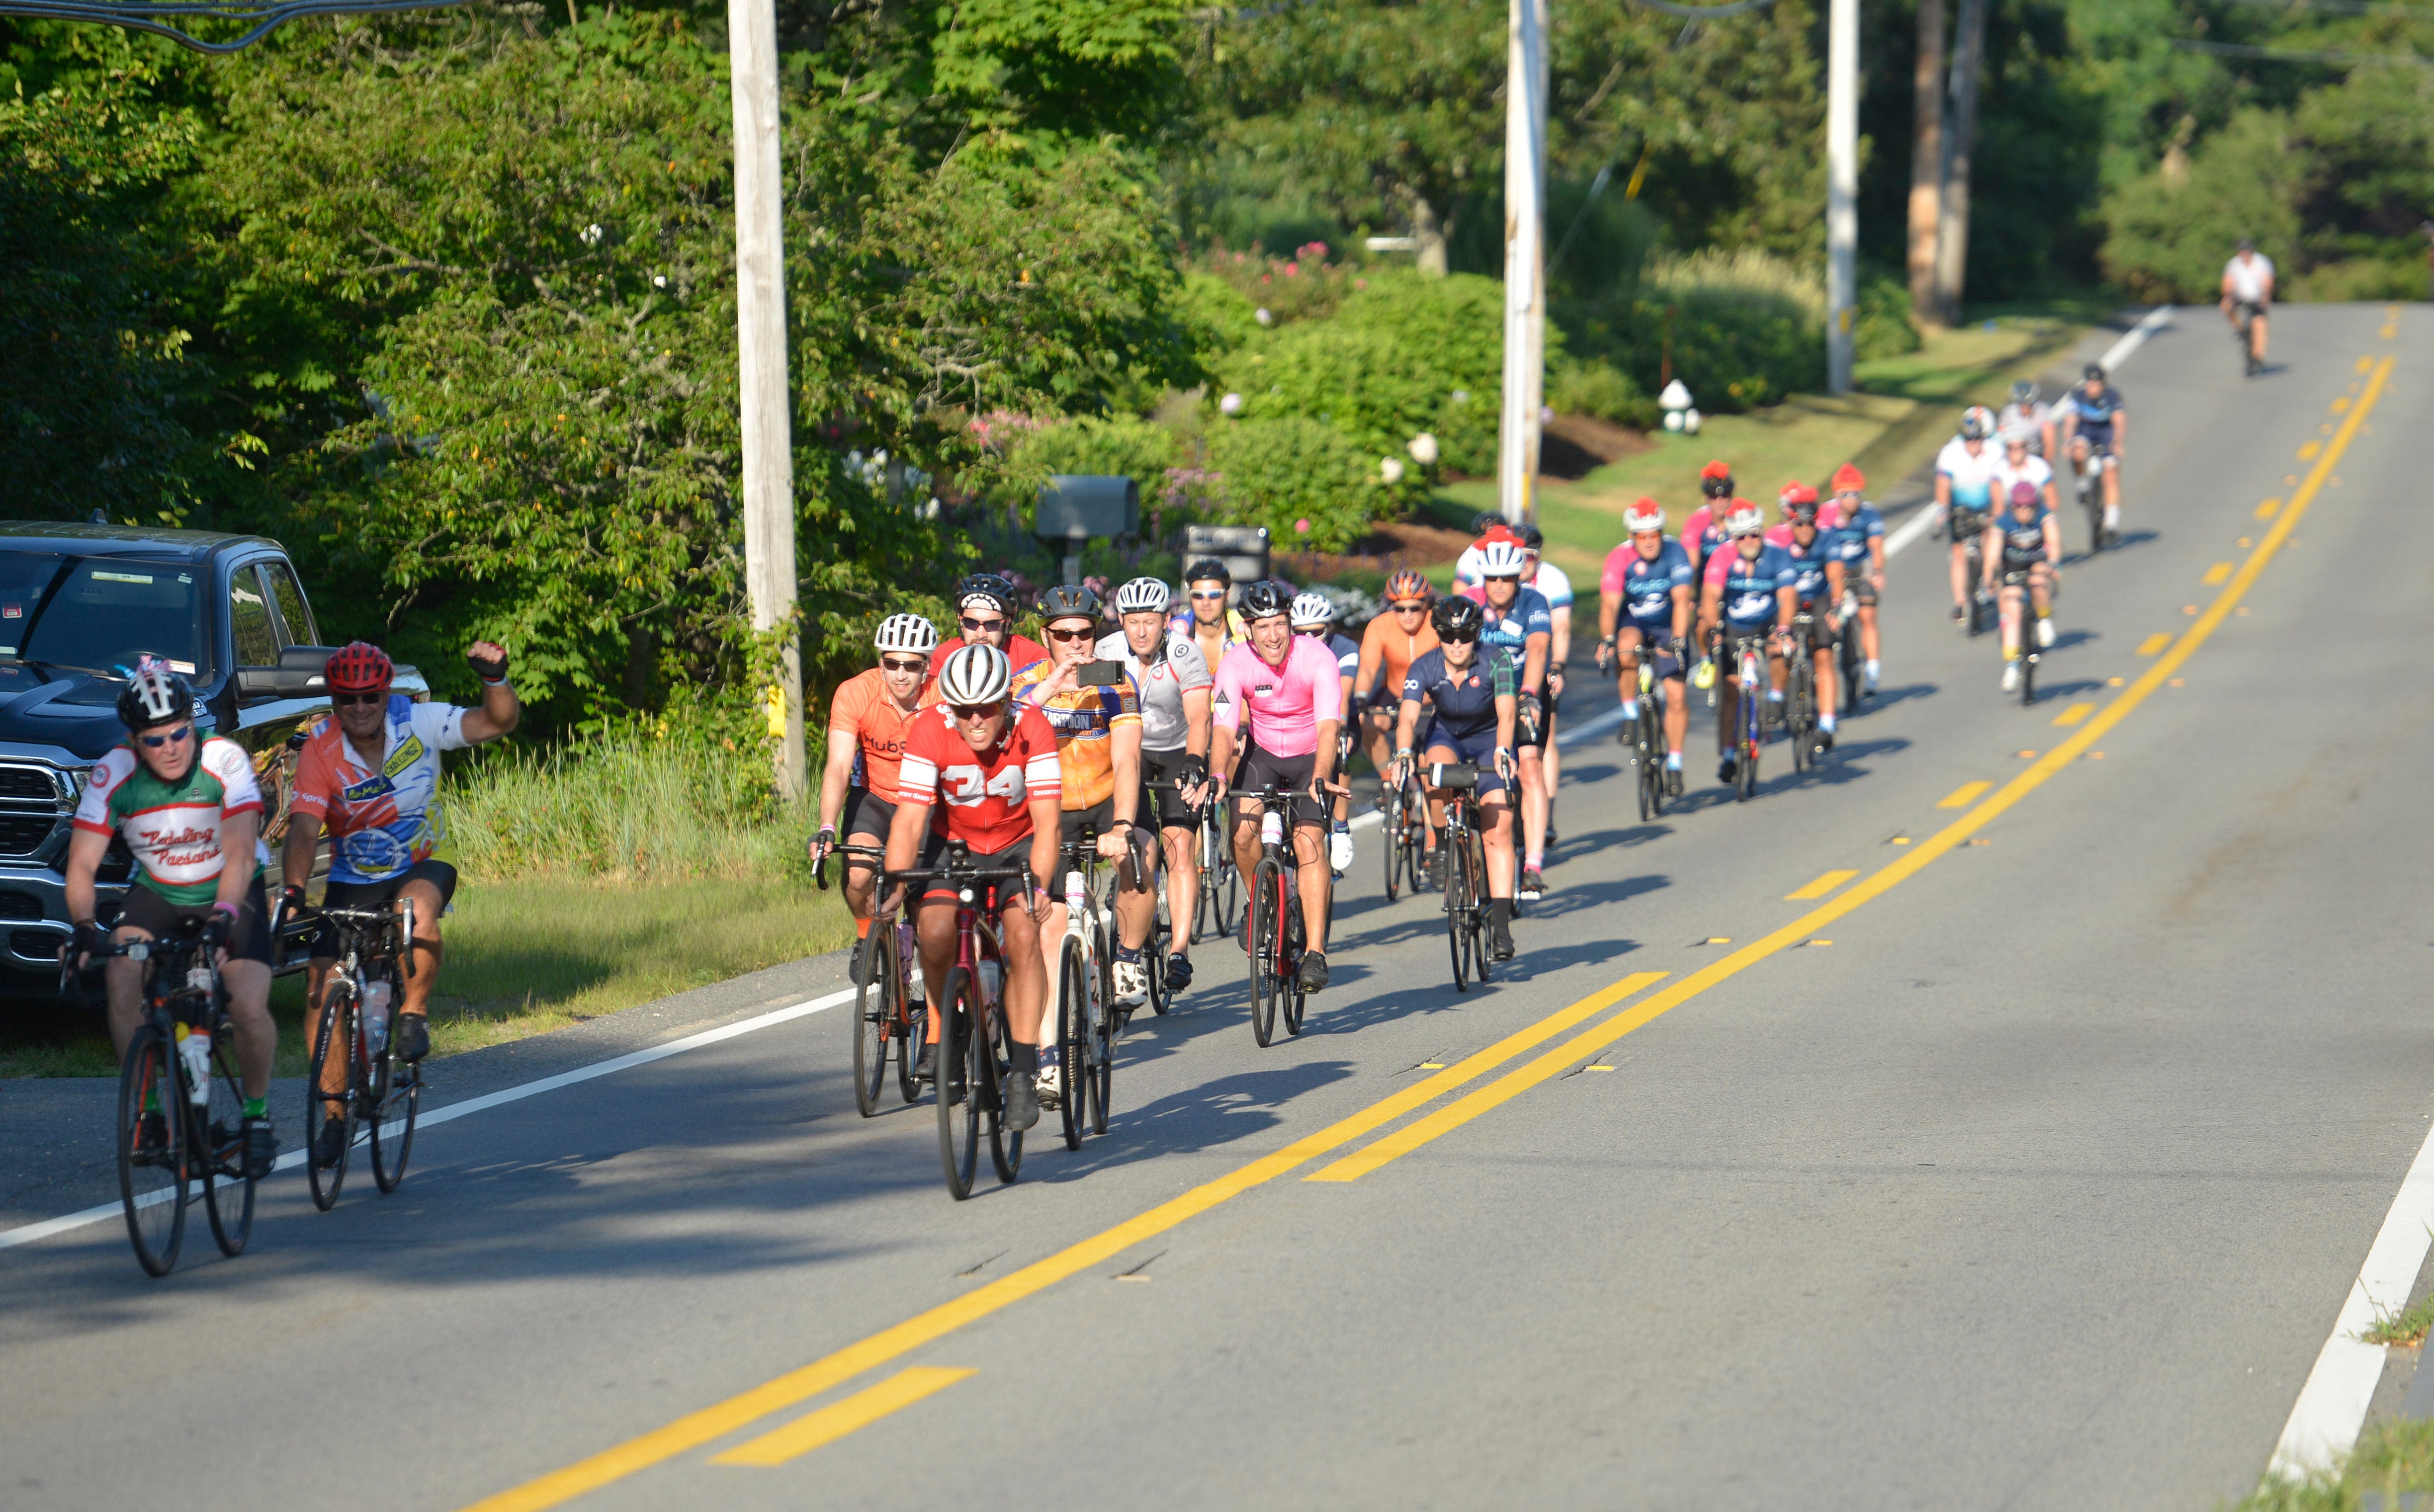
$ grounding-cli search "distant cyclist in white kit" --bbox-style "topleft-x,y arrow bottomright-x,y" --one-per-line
2222,238 -> 2275,372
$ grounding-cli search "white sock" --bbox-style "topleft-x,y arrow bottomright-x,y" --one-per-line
1865,659 -> 1880,679
1819,712 -> 1835,733
1620,698 -> 1638,720
1767,688 -> 1785,703
2104,504 -> 2120,527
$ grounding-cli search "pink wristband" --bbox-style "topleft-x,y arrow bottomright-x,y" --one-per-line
212,902 -> 239,920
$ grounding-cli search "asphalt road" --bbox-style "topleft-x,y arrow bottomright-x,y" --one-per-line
4,302 -> 2428,1512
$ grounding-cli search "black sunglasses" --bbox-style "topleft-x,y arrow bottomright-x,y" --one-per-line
880,656 -> 928,674
958,616 -> 1007,633
332,692 -> 386,708
1441,629 -> 1479,644
137,725 -> 193,749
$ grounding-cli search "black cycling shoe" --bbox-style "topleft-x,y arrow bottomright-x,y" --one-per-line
1295,951 -> 1329,993
1950,604 -> 1966,625
1164,952 -> 1193,991
1425,847 -> 1446,890
392,1013 -> 430,1063
1667,765 -> 1685,797
1717,755 -> 1739,784
1490,921 -> 1516,961
1816,729 -> 1835,754
1761,698 -> 1786,729
135,1110 -> 169,1162
913,1041 -> 938,1083
311,1118 -> 347,1171
243,1117 -> 278,1180
1002,1072 -> 1041,1133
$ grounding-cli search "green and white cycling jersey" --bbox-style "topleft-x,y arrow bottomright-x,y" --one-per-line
73,737 -> 270,905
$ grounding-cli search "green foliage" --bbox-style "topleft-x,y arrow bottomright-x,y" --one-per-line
1188,242 -> 1364,327
1854,271 -> 1922,361
1547,359 -> 1658,430
1012,415 -> 1180,521
1564,250 -> 1824,414
1203,416 -> 1381,552
2100,108 -> 2306,303
2290,257 -> 2426,304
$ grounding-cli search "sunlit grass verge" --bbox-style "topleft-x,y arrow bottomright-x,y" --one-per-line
2362,1298 -> 2434,1349
2227,1418 -> 2434,1511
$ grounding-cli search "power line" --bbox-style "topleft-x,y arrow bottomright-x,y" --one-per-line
0,0 -> 463,53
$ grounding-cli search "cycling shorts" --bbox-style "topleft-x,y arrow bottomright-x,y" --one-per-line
1949,508 -> 1990,545
1619,622 -> 1688,679
914,833 -> 1034,911
840,787 -> 895,845
1057,797 -> 1152,881
1232,740 -> 1323,830
1999,561 -> 2055,590
1846,574 -> 1879,607
1139,750 -> 1202,832
2233,299 -> 2266,320
1716,625 -> 1776,676
1418,723 -> 1509,801
1793,614 -> 1838,654
118,877 -> 273,967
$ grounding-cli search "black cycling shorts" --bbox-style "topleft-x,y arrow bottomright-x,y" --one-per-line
1232,740 -> 1323,830
1140,750 -> 1202,831
1848,574 -> 1879,607
1794,614 -> 1838,654
841,786 -> 896,845
1717,626 -> 1776,675
117,877 -> 274,967
316,860 -> 456,960
1949,508 -> 1990,544
1619,623 -> 1687,680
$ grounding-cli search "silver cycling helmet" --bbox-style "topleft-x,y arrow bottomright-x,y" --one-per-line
1289,591 -> 1336,627
872,613 -> 938,655
934,642 -> 1011,706
1958,405 -> 1997,441
1114,577 -> 1172,615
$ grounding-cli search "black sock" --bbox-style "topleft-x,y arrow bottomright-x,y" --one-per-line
1489,899 -> 1512,927
1008,1041 -> 1039,1075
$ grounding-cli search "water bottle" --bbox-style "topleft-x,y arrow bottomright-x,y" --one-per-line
176,1022 -> 212,1104
361,978 -> 392,1055
976,958 -> 1002,1007
1064,870 -> 1086,919
1260,810 -> 1285,848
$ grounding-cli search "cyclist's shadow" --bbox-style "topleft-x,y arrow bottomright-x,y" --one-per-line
1040,1060 -> 1358,1180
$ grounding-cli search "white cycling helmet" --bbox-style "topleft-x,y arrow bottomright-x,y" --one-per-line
1725,503 -> 1766,537
1958,405 -> 1997,441
1623,498 -> 1665,534
1114,577 -> 1172,615
1289,591 -> 1335,627
934,642 -> 1011,706
872,613 -> 938,655
1477,539 -> 1529,579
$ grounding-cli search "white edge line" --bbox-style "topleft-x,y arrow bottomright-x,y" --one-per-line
0,988 -> 856,1254
2266,1114 -> 2434,1480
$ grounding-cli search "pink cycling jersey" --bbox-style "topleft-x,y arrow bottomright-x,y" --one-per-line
1212,637 -> 1343,757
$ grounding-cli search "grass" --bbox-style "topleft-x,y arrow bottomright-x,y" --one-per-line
2227,1418 -> 2434,1511
2362,1297 -> 2434,1349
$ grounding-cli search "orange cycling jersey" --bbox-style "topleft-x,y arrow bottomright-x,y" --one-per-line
1356,613 -> 1440,705
1009,658 -> 1140,810
826,667 -> 920,802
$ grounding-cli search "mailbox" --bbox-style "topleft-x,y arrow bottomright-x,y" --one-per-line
1181,523 -> 1271,593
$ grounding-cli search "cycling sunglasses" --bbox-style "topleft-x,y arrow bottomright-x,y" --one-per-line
958,616 -> 1008,633
1441,628 -> 1480,645
1188,589 -> 1227,601
948,703 -> 1002,722
137,724 -> 192,749
1044,626 -> 1097,643
879,656 -> 928,674
1389,600 -> 1428,613
331,692 -> 387,708
1296,626 -> 1330,638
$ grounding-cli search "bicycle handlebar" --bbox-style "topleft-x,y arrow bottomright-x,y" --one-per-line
812,839 -> 886,891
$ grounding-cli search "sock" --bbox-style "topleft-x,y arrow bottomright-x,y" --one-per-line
2104,504 -> 2120,527
1488,898 -> 1512,927
1038,1041 -> 1059,1069
243,1095 -> 266,1120
2036,605 -> 2051,620
1525,851 -> 1543,871
1008,1040 -> 1039,1075
1666,750 -> 1683,770
1116,944 -> 1140,963
1621,698 -> 1639,721
1819,712 -> 1835,733
1767,688 -> 1785,703
2005,648 -> 2020,663
854,916 -> 870,940
1865,659 -> 1880,678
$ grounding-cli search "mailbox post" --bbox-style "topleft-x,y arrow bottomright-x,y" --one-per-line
1036,475 -> 1140,586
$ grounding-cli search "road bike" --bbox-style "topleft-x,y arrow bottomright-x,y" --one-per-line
1716,629 -> 1769,803
1049,824 -> 1122,1151
1630,659 -> 1667,822
1234,784 -> 1324,1046
1956,516 -> 1994,634
817,842 -> 925,1117
2234,301 -> 2263,378
1786,613 -> 1822,774
2072,451 -> 2111,554
1835,587 -> 1865,716
299,899 -> 423,1210
1192,796 -> 1238,943
1998,567 -> 2043,706
882,842 -> 1035,1200
1380,758 -> 1428,900
1429,762 -> 1494,992
77,924 -> 257,1277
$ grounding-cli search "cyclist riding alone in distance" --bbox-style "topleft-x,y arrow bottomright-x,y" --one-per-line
1101,578 -> 1213,994
1210,581 -> 1346,993
1353,569 -> 1437,803
886,644 -> 1062,1131
1394,595 -> 1519,960
1597,496 -> 1694,793
282,641 -> 521,1148
65,660 -> 281,1180
932,574 -> 1046,679
814,613 -> 938,947
1824,465 -> 1887,697
2222,237 -> 2275,373
1936,406 -> 2005,625
1290,590 -> 1361,876
1680,460 -> 1738,576
2058,364 -> 2127,547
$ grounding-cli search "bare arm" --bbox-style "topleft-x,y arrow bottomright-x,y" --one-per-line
63,827 -> 108,927
1547,605 -> 1572,671
215,810 -> 260,916
281,811 -> 323,892
815,726 -> 860,836
1180,686 -> 1212,761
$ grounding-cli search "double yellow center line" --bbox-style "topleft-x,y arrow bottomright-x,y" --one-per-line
462,354 -> 2394,1512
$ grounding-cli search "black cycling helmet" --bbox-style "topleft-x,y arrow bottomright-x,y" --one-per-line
2083,362 -> 2107,383
1516,521 -> 1545,550
1470,510 -> 1502,537
1036,583 -> 1103,625
1237,580 -> 1291,621
117,659 -> 193,733
1786,496 -> 1821,524
1431,595 -> 1485,640
1183,557 -> 1231,588
956,572 -> 1018,614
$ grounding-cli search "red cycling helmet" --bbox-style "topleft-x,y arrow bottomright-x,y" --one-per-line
1831,463 -> 1866,494
1779,481 -> 1819,508
326,641 -> 394,693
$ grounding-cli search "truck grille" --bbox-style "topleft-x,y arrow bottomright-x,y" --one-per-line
0,814 -> 56,856
0,892 -> 40,920
0,767 -> 59,802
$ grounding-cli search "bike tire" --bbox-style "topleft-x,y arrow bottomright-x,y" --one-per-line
201,1035 -> 254,1256
1381,787 -> 1403,902
936,969 -> 980,1200
851,926 -> 893,1117
1218,850 -> 1240,938
897,997 -> 925,1106
117,1024 -> 186,1278
368,994 -> 419,1195
1146,890 -> 1171,1017
1056,936 -> 1087,1151
1247,858 -> 1283,1046
1446,828 -> 1471,993
1464,826 -> 1491,986
985,1006 -> 1022,1185
1090,948 -> 1117,1133
304,991 -> 356,1212
2021,651 -> 2038,707
1282,884 -> 1312,1037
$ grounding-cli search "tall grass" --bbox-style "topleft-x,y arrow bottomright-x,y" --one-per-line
1641,247 -> 1826,324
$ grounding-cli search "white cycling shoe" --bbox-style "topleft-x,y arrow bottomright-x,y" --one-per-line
2000,661 -> 2021,693
1328,828 -> 1355,874
1036,1059 -> 1063,1110
2035,616 -> 2055,649
1112,956 -> 1149,1008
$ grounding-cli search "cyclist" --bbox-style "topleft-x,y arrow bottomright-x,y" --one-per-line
2057,364 -> 2127,546
1011,586 -> 1149,1078
1461,536 -> 1553,899
1100,577 -> 1213,993
931,573 -> 1047,678
1935,406 -> 2004,625
1993,428 -> 2063,621
1290,591 -> 1362,875
887,644 -> 1062,1131
1781,496 -> 1847,756
65,660 -> 279,1180
1353,569 -> 1438,805
1695,503 -> 1796,785
1984,480 -> 2061,693
1391,595 -> 1519,960
1825,464 -> 1887,695
813,613 -> 937,942
2222,238 -> 2275,370
1680,460 -> 1738,575
1175,558 -> 1244,675
1766,480 -> 1840,541
1998,380 -> 2058,459
1596,498 -> 1693,792
1210,581 -> 1345,993
1512,522 -> 1573,845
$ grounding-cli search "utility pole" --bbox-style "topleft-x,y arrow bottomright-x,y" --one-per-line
728,0 -> 805,801
1496,0 -> 1549,526
1932,0 -> 1989,325
1826,0 -> 1858,394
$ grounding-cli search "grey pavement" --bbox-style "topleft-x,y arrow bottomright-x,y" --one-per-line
2,303 -> 2429,1512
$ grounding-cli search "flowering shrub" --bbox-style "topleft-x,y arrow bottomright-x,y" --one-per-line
1204,416 -> 1378,552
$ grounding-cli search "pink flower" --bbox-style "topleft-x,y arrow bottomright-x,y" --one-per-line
1260,273 -> 1272,284
1295,518 -> 1311,535
1355,278 -> 1367,290
1284,262 -> 1300,278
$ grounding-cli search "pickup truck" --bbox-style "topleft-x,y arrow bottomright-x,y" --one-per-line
0,523 -> 424,987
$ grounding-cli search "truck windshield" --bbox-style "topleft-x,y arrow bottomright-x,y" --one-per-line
0,554 -> 205,676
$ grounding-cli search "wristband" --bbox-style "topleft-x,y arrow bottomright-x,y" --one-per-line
211,901 -> 239,920
482,676 -> 509,688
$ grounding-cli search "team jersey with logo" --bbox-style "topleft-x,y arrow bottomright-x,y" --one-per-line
1993,506 -> 2055,570
2058,386 -> 2124,443
1827,503 -> 1886,572
1602,538 -> 1695,634
895,703 -> 1060,852
1780,530 -> 1836,607
1458,584 -> 1554,675
1400,646 -> 1513,744
1009,658 -> 1141,811
1096,631 -> 1210,755
1937,437 -> 2005,510
827,667 -> 922,802
290,696 -> 471,886
1712,544 -> 1798,630
76,737 -> 270,905
1212,637 -> 1344,758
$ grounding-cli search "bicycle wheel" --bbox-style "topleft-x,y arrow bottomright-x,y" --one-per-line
1381,786 -> 1403,902
1282,886 -> 1312,1037
985,1007 -> 1022,1185
1739,693 -> 1761,802
200,1034 -> 254,1256
1056,935 -> 1087,1151
1247,858 -> 1283,1047
1466,827 -> 1492,986
1089,947 -> 1117,1133
368,998 -> 420,1195
1218,848 -> 1240,937
2021,648 -> 2039,707
304,990 -> 357,1211
1145,890 -> 1171,1017
936,969 -> 979,1200
117,1024 -> 186,1278
1791,663 -> 1814,773
1446,827 -> 1472,993
851,925 -> 894,1118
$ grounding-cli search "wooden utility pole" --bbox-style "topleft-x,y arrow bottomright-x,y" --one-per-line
1906,0 -> 1946,325
1932,0 -> 1989,325
727,0 -> 805,800
1497,0 -> 1549,525
1826,0 -> 1858,393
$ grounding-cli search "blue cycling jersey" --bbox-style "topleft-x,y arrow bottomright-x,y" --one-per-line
1716,543 -> 1797,629
1474,585 -> 1553,673
2060,386 -> 2123,441
1994,505 -> 2052,569
1401,646 -> 1515,743
1782,530 -> 1835,607
1619,539 -> 1694,632
1827,504 -> 1884,569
